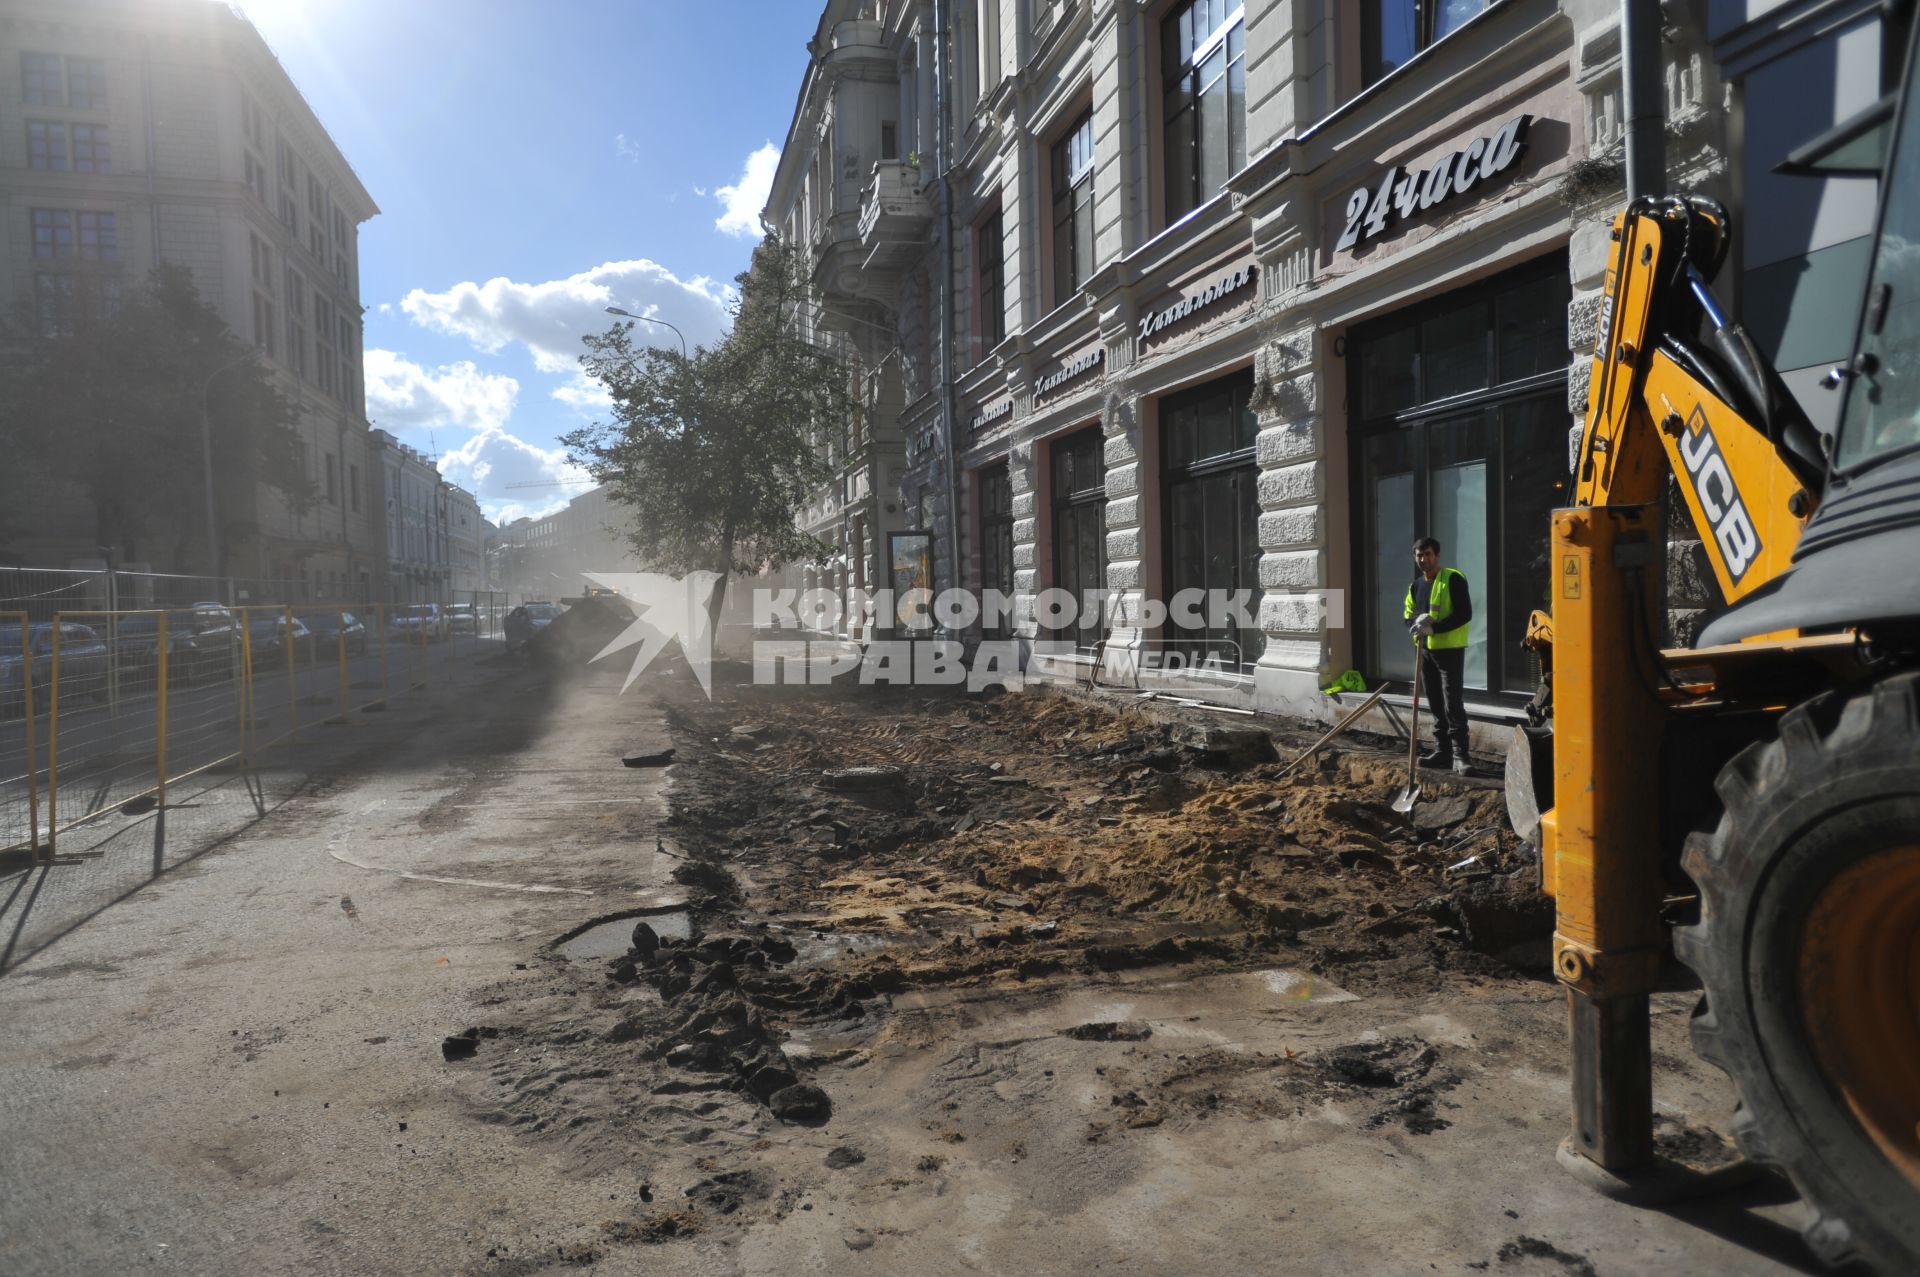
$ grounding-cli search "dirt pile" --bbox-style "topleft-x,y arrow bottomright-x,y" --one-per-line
662,684 -> 1545,991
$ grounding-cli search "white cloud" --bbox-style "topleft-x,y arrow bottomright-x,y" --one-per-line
693,184 -> 708,198
614,133 -> 642,163
363,350 -> 518,433
399,260 -> 731,376
438,426 -> 594,525
714,143 -> 779,239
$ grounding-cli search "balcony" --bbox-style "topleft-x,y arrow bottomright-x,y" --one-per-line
858,163 -> 933,276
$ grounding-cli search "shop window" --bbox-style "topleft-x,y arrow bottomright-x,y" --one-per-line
1050,110 -> 1096,306
1161,0 -> 1246,224
1051,428 -> 1106,649
1364,0 -> 1487,86
978,464 -> 1014,639
1349,257 -> 1569,696
1161,370 -> 1261,670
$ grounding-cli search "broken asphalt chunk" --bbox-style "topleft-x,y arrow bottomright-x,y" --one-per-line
818,765 -> 905,791
768,1083 -> 832,1124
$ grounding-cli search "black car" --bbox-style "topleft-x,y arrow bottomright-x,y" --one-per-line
297,609 -> 368,657
244,614 -> 314,667
116,610 -> 237,686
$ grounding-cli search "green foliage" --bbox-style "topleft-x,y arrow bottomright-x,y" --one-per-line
564,235 -> 855,581
0,264 -> 313,570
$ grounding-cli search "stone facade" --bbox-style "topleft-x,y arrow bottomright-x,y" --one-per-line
768,0 -> 1888,738
0,0 -> 381,601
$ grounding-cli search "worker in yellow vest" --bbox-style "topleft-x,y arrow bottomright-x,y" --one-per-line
1404,536 -> 1472,775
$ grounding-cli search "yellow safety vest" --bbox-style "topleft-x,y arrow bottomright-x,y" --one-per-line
1404,568 -> 1469,650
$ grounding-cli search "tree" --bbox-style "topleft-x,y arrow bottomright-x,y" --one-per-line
0,263 -> 312,572
564,234 -> 858,625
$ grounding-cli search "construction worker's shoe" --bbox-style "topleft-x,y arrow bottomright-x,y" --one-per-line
1418,749 -> 1453,768
1450,758 -> 1473,776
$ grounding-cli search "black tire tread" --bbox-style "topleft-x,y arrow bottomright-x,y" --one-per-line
1676,672 -> 1920,1275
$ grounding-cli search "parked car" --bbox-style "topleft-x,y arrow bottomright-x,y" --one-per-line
504,602 -> 563,656
116,609 -> 238,686
389,604 -> 450,643
297,609 -> 368,657
244,614 -> 314,666
0,622 -> 110,716
445,604 -> 478,636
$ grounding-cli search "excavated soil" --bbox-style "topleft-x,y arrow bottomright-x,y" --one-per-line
454,678 -> 1561,1254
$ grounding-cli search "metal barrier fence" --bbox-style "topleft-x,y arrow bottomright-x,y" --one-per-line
0,595 -> 509,863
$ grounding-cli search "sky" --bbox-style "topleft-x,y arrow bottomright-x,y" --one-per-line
233,0 -> 818,525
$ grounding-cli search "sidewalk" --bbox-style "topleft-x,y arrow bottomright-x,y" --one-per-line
0,659 -> 697,1277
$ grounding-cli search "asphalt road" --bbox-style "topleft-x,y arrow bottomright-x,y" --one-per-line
0,660 -> 1827,1276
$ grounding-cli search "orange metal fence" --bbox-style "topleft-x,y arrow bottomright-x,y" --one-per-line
0,596 -> 507,862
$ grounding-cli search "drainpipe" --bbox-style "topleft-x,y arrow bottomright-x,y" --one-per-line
1621,0 -> 1664,201
932,0 -> 962,609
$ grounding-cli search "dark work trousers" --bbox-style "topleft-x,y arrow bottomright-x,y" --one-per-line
1420,644 -> 1470,758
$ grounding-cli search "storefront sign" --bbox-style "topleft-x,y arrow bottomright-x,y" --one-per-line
970,397 -> 1014,432
1138,264 -> 1258,343
1334,114 -> 1532,253
1036,347 -> 1104,398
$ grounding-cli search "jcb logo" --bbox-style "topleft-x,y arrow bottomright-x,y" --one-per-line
1679,406 -> 1762,584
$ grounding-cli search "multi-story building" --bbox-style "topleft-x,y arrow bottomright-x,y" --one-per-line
368,429 -> 445,603
0,0 -> 382,598
771,0 -> 1889,739
444,482 -> 485,596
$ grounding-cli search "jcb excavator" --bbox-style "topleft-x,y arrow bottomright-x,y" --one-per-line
1513,16 -> 1920,1274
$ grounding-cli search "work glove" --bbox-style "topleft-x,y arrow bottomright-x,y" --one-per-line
1412,612 -> 1435,638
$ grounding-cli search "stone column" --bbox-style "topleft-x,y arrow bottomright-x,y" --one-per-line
1099,387 -> 1146,679
1251,324 -> 1333,716
1008,433 -> 1041,642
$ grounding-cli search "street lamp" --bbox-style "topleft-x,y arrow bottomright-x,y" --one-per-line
201,350 -> 256,583
604,306 -> 688,360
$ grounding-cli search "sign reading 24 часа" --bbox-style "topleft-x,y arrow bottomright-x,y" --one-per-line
1335,115 -> 1532,252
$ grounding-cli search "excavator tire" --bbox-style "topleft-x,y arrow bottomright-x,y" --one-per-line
1676,672 -> 1920,1274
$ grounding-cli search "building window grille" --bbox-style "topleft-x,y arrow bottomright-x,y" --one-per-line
285,267 -> 308,378
76,211 -> 116,259
1050,426 -> 1107,650
66,58 -> 106,109
1161,0 -> 1245,224
28,121 -> 67,170
1050,110 -> 1095,305
1161,369 -> 1262,670
253,291 -> 277,355
315,295 -> 337,396
23,52 -> 62,106
72,124 -> 108,172
338,314 -> 356,404
32,209 -> 117,262
1348,257 -> 1569,694
881,120 -> 898,160
1364,0 -> 1487,87
977,205 -> 1005,355
978,464 -> 1014,640
31,208 -> 72,258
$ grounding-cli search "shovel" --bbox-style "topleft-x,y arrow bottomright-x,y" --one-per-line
1393,636 -> 1425,814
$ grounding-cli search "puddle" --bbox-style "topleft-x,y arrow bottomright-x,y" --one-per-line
556,911 -> 691,961
1258,969 -> 1359,1003
785,928 -> 893,968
